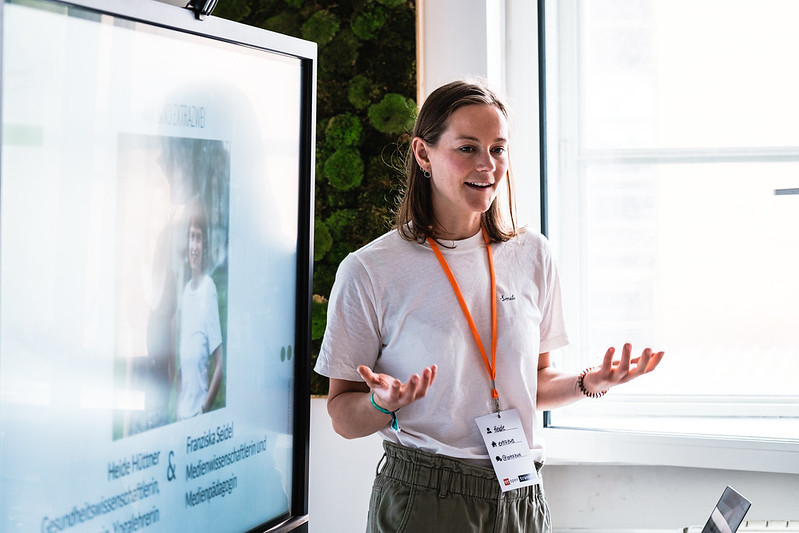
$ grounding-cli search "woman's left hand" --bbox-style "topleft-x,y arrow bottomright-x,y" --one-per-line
583,343 -> 665,393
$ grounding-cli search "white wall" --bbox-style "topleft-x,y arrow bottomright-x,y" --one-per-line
307,1 -> 799,531
309,399 -> 799,532
546,464 -> 799,529
417,0 -> 488,97
308,398 -> 382,533
418,0 -> 542,231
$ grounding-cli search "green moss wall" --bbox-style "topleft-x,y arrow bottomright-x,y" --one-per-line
214,0 -> 418,394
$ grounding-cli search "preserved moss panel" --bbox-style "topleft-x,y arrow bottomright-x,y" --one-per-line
214,0 -> 417,395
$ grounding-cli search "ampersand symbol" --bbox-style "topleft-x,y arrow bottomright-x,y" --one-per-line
167,451 -> 176,482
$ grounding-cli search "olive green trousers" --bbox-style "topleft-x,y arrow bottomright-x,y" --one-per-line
366,441 -> 551,533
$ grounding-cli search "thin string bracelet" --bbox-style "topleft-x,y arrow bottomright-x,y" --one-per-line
578,367 -> 608,399
370,393 -> 399,431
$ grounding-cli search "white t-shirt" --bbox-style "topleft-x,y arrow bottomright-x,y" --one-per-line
178,274 -> 223,420
314,228 -> 568,463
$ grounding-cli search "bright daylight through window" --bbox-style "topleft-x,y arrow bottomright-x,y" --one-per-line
542,0 -> 799,441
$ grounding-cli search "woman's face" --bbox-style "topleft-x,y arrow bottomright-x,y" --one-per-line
188,223 -> 203,276
414,104 -> 509,238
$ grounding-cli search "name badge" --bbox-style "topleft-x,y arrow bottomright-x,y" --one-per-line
475,409 -> 541,492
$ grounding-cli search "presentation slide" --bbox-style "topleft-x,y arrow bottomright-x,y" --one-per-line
0,1 -> 306,531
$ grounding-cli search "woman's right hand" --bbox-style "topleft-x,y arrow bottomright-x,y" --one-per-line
326,365 -> 438,439
357,364 -> 438,413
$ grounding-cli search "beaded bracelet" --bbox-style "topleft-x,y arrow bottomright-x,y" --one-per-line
370,393 -> 399,431
578,367 -> 608,399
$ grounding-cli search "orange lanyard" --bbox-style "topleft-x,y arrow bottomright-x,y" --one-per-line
427,227 -> 500,413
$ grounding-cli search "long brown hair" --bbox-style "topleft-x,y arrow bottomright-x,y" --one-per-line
394,79 -> 520,243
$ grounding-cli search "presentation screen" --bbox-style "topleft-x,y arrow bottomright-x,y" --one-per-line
0,0 -> 315,531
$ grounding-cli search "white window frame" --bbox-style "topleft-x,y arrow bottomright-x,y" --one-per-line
541,424 -> 799,475
506,0 -> 799,473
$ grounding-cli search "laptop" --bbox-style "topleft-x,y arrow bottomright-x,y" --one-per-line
684,486 -> 752,533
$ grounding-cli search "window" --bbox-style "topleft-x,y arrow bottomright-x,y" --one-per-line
541,0 -> 799,450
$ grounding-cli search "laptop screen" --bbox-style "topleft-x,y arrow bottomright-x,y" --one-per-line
702,486 -> 752,533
